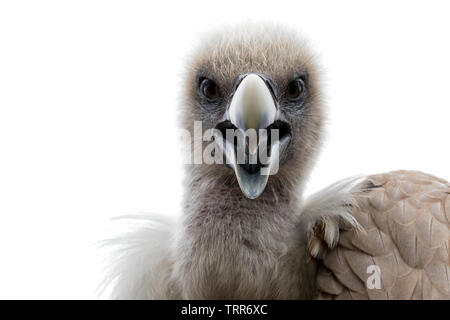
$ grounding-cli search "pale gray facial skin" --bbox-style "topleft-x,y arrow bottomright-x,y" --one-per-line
191,64 -> 318,199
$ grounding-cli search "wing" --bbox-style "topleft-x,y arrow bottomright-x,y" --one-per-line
316,170 -> 450,299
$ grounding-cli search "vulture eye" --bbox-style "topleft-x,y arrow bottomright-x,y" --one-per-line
200,78 -> 220,100
286,79 -> 304,101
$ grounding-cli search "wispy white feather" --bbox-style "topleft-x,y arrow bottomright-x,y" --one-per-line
301,176 -> 367,249
98,213 -> 176,299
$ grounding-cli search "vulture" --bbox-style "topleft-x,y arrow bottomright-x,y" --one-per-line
101,24 -> 450,300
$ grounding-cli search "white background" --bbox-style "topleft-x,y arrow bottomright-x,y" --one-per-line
0,0 -> 449,299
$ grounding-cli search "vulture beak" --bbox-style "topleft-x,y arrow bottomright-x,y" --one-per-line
215,74 -> 291,199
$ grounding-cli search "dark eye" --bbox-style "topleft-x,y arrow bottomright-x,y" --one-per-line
286,79 -> 304,101
200,78 -> 220,100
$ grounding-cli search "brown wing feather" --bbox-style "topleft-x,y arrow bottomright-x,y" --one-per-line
316,170 -> 450,300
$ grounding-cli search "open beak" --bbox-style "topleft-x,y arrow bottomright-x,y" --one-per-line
215,74 -> 291,199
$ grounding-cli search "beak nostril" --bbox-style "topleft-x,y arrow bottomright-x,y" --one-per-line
266,120 -> 292,141
215,120 -> 237,138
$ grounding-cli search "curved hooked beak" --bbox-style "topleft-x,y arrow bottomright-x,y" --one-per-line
215,74 -> 291,199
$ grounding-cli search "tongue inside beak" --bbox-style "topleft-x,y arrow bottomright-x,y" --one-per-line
214,73 -> 290,199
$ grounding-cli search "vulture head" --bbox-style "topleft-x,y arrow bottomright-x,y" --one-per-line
181,25 -> 324,200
